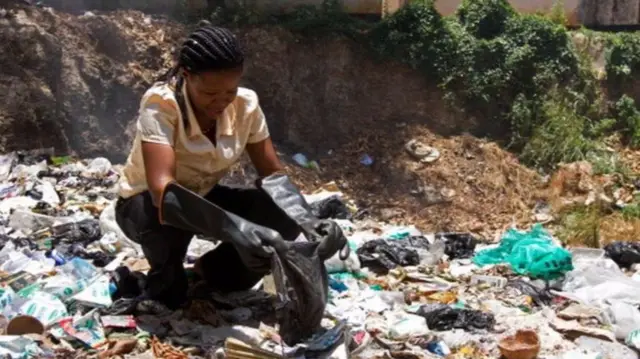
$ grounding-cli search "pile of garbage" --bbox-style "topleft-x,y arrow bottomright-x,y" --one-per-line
2,150 -> 640,359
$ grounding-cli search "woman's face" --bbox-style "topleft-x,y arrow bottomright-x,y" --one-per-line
184,67 -> 242,119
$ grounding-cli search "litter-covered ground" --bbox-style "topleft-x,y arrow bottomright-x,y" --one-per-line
2,150 -> 640,359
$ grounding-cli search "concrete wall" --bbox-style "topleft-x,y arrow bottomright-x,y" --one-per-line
43,0 -> 640,26
258,0 -> 640,26
435,0 -> 640,27
435,0 -> 580,23
246,0 -> 396,15
244,0 -> 577,17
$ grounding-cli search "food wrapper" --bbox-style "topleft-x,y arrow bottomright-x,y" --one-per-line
72,275 -> 112,307
101,315 -> 136,328
17,291 -> 68,326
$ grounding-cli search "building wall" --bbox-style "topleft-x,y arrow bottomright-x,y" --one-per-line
250,0 -> 640,26
247,0 -> 579,19
434,0 -> 580,22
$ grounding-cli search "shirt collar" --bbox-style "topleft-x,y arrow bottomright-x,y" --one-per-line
181,82 -> 235,137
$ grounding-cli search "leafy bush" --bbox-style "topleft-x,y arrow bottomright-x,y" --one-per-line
548,0 -> 568,26
456,0 -> 515,39
606,33 -> 640,80
520,92 -> 594,167
502,15 -> 577,85
369,0 -> 455,77
280,0 -> 366,37
612,95 -> 640,148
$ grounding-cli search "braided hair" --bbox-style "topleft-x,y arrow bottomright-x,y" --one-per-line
159,22 -> 244,126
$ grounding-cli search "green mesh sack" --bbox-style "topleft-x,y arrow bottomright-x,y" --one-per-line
473,224 -> 573,280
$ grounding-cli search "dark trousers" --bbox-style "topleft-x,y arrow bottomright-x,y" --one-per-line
114,184 -> 300,309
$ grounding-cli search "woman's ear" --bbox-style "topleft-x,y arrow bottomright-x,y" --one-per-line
182,69 -> 190,78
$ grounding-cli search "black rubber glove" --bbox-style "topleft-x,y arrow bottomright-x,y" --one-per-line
159,182 -> 283,272
256,174 -> 349,260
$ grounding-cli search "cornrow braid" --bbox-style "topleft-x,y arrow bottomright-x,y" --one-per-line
157,24 -> 244,127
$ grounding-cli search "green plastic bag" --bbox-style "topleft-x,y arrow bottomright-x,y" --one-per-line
473,224 -> 573,280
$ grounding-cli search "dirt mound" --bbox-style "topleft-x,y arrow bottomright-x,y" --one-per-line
277,124 -> 543,239
0,5 -> 183,161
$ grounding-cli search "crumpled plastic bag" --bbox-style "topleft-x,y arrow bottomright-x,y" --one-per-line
52,218 -> 101,244
356,239 -> 420,274
99,200 -> 143,256
270,240 -> 329,345
555,258 -> 640,338
392,236 -> 445,266
414,304 -> 495,331
604,241 -> 640,269
473,224 -> 573,280
436,232 -> 478,259
606,301 -> 640,340
310,195 -> 351,220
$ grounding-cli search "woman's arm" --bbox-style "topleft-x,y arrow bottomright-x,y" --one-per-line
246,137 -> 284,177
136,91 -> 180,208
142,142 -> 177,207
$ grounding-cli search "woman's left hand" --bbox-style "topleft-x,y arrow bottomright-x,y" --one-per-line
301,220 -> 349,260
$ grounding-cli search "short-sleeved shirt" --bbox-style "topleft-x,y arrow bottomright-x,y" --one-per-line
117,81 -> 270,198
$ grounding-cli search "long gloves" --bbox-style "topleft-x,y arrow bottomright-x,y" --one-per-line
159,181 -> 285,272
256,174 -> 349,261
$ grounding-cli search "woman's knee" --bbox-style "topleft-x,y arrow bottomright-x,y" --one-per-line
196,244 -> 265,293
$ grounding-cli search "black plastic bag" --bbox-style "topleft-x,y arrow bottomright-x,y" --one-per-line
160,182 -> 329,345
356,239 -> 420,274
9,237 -> 37,250
270,240 -> 329,345
415,305 -> 495,331
310,195 -> 352,220
52,219 -> 101,244
56,243 -> 115,267
604,241 -> 640,269
436,232 -> 478,259
109,266 -> 147,300
395,236 -> 432,249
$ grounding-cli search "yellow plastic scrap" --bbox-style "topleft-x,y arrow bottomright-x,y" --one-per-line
450,345 -> 488,359
427,291 -> 457,304
524,296 -> 533,306
313,182 -> 340,193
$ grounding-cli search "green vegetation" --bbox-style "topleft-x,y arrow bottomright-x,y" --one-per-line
548,0 -> 568,26
208,0 -> 640,171
370,0 -> 599,169
556,204 -> 602,247
622,200 -> 640,219
606,33 -> 640,81
612,95 -> 640,148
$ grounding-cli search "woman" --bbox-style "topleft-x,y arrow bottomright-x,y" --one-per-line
115,25 -> 344,310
